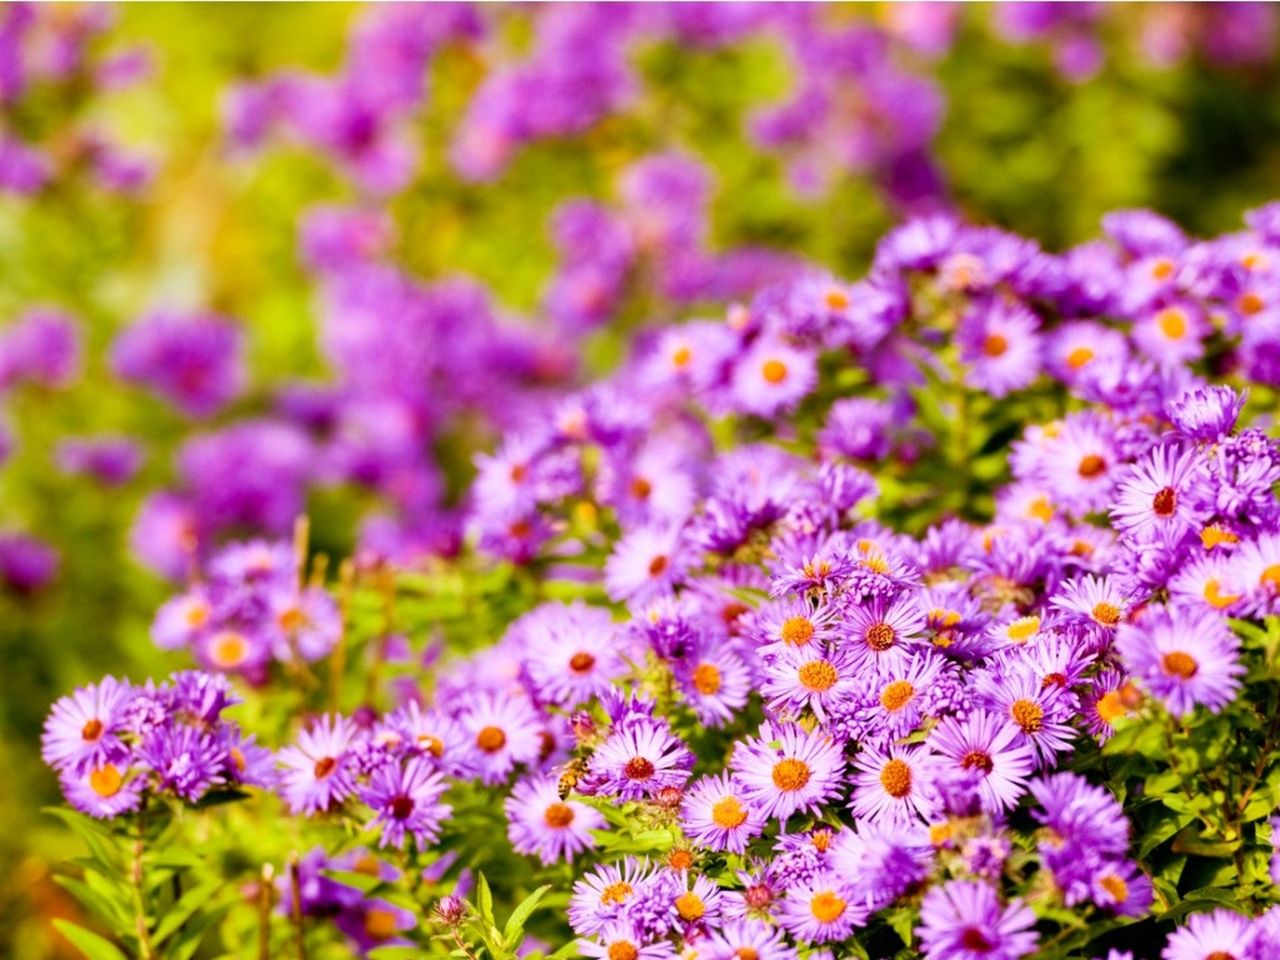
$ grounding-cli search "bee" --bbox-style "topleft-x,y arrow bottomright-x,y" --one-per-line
557,756 -> 591,801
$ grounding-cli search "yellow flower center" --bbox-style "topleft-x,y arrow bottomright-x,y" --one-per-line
879,680 -> 915,712
1203,579 -> 1241,609
1095,691 -> 1127,724
1261,564 -> 1280,590
711,796 -> 748,829
600,882 -> 633,905
772,758 -> 811,792
1098,873 -> 1129,903
825,289 -> 850,310
1028,496 -> 1054,522
608,943 -> 638,960
761,359 -> 788,384
672,345 -> 692,368
1006,616 -> 1040,643
1201,525 -> 1239,550
675,892 -> 705,921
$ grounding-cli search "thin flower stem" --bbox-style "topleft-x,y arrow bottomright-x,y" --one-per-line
258,863 -> 275,960
289,855 -> 309,960
131,816 -> 155,960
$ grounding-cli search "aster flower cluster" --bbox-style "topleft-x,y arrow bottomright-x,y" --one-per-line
41,670 -> 272,819
0,4 -> 154,197
150,537 -> 340,681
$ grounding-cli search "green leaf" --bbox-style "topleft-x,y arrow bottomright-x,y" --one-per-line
52,875 -> 130,930
504,885 -> 552,944
367,949 -> 423,960
45,807 -> 124,872
151,880 -> 224,947
476,873 -> 495,926
166,902 -> 233,960
51,920 -> 128,960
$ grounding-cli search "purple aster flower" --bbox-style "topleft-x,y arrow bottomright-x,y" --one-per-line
761,641 -> 859,723
730,722 -> 845,821
1050,574 -> 1130,632
569,858 -> 660,937
1029,772 -> 1130,869
278,714 -> 362,814
1110,443 -> 1203,543
776,872 -> 868,944
818,397 -> 895,461
680,773 -> 766,854
60,762 -> 144,819
376,701 -> 475,778
844,594 -> 928,670
956,300 -> 1042,398
1088,859 -> 1153,917
129,492 -> 200,581
55,435 -> 143,487
729,337 -> 817,418
1225,532 -> 1280,616
604,524 -> 690,606
0,531 -> 58,593
1166,384 -> 1246,441
0,307 -> 81,388
360,756 -> 451,849
110,309 -> 245,418
42,676 -> 135,775
265,586 -> 341,662
589,718 -> 692,801
519,601 -> 625,708
830,819 -> 933,911
457,690 -> 544,785
849,743 -> 940,825
701,919 -> 797,960
1162,908 -> 1258,960
138,725 -> 226,802
1114,604 -> 1243,717
929,711 -> 1035,815
916,880 -> 1038,960
505,775 -> 604,865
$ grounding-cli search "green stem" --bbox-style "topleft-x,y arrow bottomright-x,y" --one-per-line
130,817 -> 154,960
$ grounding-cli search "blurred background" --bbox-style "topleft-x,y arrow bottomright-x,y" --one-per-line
6,3 -> 1280,955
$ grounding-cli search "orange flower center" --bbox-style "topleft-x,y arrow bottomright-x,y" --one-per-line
982,333 -> 1009,357
629,477 -> 653,500
543,802 -> 575,828
1203,579 -> 1240,609
675,892 -> 705,921
865,622 -> 896,651
210,631 -> 249,668
761,359 -> 788,384
608,943 -> 638,960
672,345 -> 692,368
1261,564 -> 1280,590
1162,651 -> 1199,679
1092,602 -> 1122,626
89,764 -> 122,798
880,758 -> 913,798
667,849 -> 694,870
363,908 -> 398,941
880,680 -> 915,712
1239,291 -> 1265,315
1010,699 -> 1044,733
798,660 -> 838,692
569,652 -> 596,673
1201,525 -> 1239,550
809,891 -> 846,924
1066,346 -> 1094,369
825,289 -> 850,310
81,718 -> 104,742
692,662 -> 722,695
648,555 -> 669,577
1028,496 -> 1054,522
1095,691 -> 1127,724
781,615 -> 815,646
1098,873 -> 1129,903
416,733 -> 444,757
476,726 -> 507,753
772,758 -> 811,791
1078,454 -> 1107,478
961,750 -> 993,774
1156,307 -> 1187,339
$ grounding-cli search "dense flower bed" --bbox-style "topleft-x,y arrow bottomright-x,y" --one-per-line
10,4 -> 1280,959
39,204 -> 1280,958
